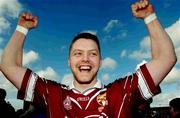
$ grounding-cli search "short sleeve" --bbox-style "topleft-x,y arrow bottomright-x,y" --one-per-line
136,64 -> 161,100
17,68 -> 49,108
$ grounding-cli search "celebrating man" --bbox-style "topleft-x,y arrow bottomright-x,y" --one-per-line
0,0 -> 176,118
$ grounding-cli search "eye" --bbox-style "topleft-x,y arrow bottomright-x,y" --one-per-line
73,51 -> 82,56
89,52 -> 98,56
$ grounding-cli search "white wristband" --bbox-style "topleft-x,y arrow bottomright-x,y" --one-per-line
16,25 -> 28,36
144,13 -> 157,24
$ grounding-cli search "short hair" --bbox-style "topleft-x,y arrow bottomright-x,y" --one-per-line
69,32 -> 101,58
0,88 -> 6,100
169,98 -> 180,112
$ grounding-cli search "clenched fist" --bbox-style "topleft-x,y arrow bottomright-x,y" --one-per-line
18,12 -> 38,29
131,0 -> 154,19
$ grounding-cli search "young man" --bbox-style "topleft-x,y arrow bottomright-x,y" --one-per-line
0,0 -> 177,118
0,88 -> 17,118
169,98 -> 180,118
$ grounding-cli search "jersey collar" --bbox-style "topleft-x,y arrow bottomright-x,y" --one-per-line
69,79 -> 104,93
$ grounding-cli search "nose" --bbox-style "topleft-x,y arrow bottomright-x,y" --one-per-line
82,53 -> 89,62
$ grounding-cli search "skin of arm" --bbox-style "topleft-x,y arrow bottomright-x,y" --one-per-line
131,0 -> 177,86
0,13 -> 38,89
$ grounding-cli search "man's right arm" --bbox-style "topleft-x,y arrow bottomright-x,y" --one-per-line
0,13 -> 38,89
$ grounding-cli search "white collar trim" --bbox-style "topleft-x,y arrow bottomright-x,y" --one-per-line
69,79 -> 103,93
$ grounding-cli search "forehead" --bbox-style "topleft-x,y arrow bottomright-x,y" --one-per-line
71,38 -> 99,51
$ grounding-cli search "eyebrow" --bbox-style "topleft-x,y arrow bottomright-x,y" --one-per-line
71,49 -> 98,53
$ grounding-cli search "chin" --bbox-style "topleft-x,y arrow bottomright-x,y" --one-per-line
77,78 -> 94,84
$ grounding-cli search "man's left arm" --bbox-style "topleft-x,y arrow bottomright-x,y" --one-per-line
131,0 -> 177,86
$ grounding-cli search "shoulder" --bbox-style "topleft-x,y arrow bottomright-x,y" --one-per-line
105,76 -> 129,89
43,79 -> 69,91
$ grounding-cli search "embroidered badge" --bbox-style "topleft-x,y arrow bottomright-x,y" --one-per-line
63,96 -> 72,110
96,92 -> 108,112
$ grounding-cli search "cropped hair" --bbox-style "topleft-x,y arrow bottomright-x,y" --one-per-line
69,32 -> 101,58
0,88 -> 6,100
169,98 -> 180,112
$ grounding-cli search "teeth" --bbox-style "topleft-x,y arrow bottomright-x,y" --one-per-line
80,66 -> 90,69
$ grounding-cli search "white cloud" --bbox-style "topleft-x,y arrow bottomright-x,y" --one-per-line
23,50 -> 39,65
61,73 -> 73,86
120,50 -> 127,58
129,36 -> 151,60
103,20 -> 127,41
101,57 -> 117,70
0,72 -> 15,90
81,30 -> 97,35
101,73 -> 110,81
37,67 -> 60,81
0,72 -> 21,110
129,49 -> 150,61
7,98 -> 23,110
162,67 -> 180,85
166,18 -> 180,64
103,20 -> 119,33
140,36 -> 150,49
151,92 -> 180,107
0,0 -> 22,34
0,17 -> 10,33
128,18 -> 180,64
0,0 -> 22,18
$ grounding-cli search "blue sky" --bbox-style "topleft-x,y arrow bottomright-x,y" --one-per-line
0,0 -> 180,110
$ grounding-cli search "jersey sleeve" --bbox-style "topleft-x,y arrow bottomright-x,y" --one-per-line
17,68 -> 55,108
108,64 -> 161,104
135,64 -> 161,100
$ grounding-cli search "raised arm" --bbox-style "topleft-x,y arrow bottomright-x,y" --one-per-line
0,13 -> 38,89
131,0 -> 177,86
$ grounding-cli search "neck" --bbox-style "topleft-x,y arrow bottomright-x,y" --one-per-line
73,79 -> 97,93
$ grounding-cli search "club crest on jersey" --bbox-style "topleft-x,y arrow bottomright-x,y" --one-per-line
63,96 -> 72,110
96,92 -> 108,112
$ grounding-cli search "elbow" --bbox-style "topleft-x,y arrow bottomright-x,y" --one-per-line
172,55 -> 177,65
1,59 -> 18,72
169,54 -> 177,67
0,61 -> 8,72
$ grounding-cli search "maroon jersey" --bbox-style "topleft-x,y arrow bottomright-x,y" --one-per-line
18,64 -> 160,118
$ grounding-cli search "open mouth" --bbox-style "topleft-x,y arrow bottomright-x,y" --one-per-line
79,65 -> 92,72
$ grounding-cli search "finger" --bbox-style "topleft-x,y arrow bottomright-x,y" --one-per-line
144,0 -> 149,6
20,12 -> 26,20
131,4 -> 138,15
135,2 -> 142,10
29,15 -> 33,20
142,0 -> 149,7
138,3 -> 142,9
21,13 -> 26,17
33,16 -> 38,27
26,13 -> 31,20
132,3 -> 138,11
147,4 -> 154,13
141,1 -> 146,8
